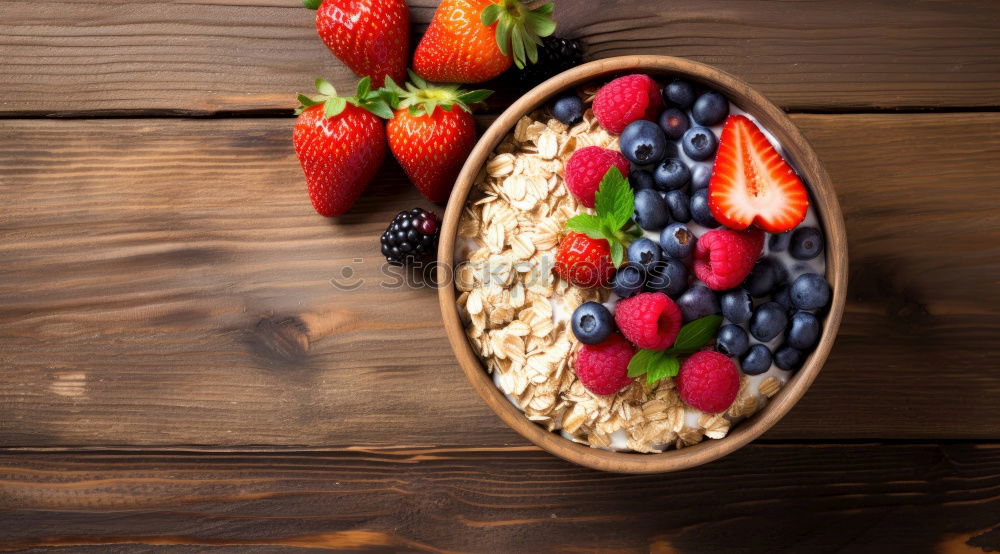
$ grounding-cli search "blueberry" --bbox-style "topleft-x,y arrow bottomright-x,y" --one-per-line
658,108 -> 690,140
774,345 -> 805,371
749,301 -> 788,342
629,169 -> 655,190
769,231 -> 792,253
645,258 -> 689,298
716,324 -> 749,358
787,311 -> 821,351
691,91 -> 730,126
571,301 -> 613,344
627,237 -> 662,272
633,189 -> 670,231
612,262 -> 646,298
662,79 -> 695,109
691,163 -> 712,190
676,285 -> 720,322
773,284 -> 794,313
790,273 -> 831,311
620,120 -> 668,166
690,188 -> 719,228
720,288 -> 753,324
659,222 -> 696,259
742,257 -> 781,297
789,227 -> 825,260
771,258 -> 790,287
681,126 -> 718,161
550,94 -> 583,125
664,190 -> 691,222
653,158 -> 691,191
740,344 -> 773,375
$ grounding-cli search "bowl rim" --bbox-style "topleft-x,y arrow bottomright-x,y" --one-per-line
437,55 -> 847,473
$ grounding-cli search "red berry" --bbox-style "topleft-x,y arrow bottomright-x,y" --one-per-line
554,232 -> 616,288
575,334 -> 636,395
692,229 -> 764,291
708,115 -> 809,233
614,292 -> 683,350
676,351 -> 740,414
592,74 -> 664,134
564,146 -> 630,208
315,0 -> 409,88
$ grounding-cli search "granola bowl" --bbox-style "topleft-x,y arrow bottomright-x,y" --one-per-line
438,56 -> 846,473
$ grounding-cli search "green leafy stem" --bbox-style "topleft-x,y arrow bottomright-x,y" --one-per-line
627,315 -> 723,386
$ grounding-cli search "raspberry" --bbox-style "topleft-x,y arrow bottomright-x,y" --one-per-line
676,351 -> 740,413
564,146 -> 630,208
593,74 -> 664,134
692,229 -> 764,290
574,333 -> 636,395
614,292 -> 683,350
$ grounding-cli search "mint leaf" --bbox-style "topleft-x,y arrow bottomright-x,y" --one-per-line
594,167 -> 634,231
609,241 -> 624,267
627,349 -> 661,378
645,355 -> 680,385
565,214 -> 606,240
669,315 -> 723,353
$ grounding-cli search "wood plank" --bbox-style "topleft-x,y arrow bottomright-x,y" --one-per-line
1,0 -> 999,115
0,445 -> 998,551
0,113 -> 997,448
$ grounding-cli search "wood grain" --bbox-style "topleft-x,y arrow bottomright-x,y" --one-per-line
0,445 -> 998,552
1,0 -> 999,115
0,113 -> 997,448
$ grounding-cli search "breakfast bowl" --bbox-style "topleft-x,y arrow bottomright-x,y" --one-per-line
437,55 -> 846,473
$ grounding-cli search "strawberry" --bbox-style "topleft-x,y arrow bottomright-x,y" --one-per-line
304,0 -> 409,88
708,115 -> 809,234
555,232 -> 616,288
293,78 -> 393,217
413,0 -> 556,84
383,73 -> 492,203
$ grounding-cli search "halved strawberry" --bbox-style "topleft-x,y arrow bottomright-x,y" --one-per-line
707,115 -> 809,234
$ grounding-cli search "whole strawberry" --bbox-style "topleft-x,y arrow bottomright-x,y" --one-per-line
293,78 -> 393,217
555,232 -> 616,288
304,0 -> 409,88
383,73 -> 492,202
413,0 -> 556,84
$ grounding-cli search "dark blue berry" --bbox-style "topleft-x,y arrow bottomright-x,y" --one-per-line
551,94 -> 583,125
627,237 -> 662,272
740,344 -> 773,375
691,163 -> 712,190
676,285 -> 720,322
787,311 -> 821,351
716,324 -> 750,358
620,120 -> 668,165
633,189 -> 670,231
769,231 -> 791,253
789,227 -> 825,260
571,301 -> 614,344
771,257 -> 790,287
749,301 -> 788,342
612,262 -> 646,298
790,273 -> 831,311
773,284 -> 795,313
662,79 -> 695,109
774,345 -> 805,371
681,126 -> 718,161
664,190 -> 690,222
691,91 -> 729,126
653,158 -> 690,191
742,257 -> 781,297
629,169 -> 655,190
659,222 -> 696,259
645,258 -> 689,298
720,288 -> 753,324
658,108 -> 690,140
690,188 -> 719,228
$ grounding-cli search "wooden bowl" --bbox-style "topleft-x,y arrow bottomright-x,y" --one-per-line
438,56 -> 847,473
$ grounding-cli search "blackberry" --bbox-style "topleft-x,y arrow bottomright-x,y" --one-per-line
510,36 -> 584,87
380,208 -> 440,266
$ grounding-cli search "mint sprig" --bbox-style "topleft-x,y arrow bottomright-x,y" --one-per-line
564,167 -> 641,266
626,315 -> 723,386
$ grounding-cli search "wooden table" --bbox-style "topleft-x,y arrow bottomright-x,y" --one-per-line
1,1 -> 998,551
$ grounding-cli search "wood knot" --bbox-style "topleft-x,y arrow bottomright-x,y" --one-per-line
252,315 -> 311,362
